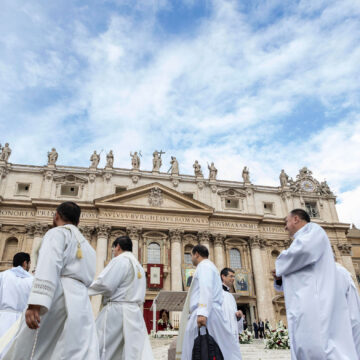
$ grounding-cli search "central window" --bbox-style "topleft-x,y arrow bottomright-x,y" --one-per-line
147,242 -> 161,264
229,248 -> 242,269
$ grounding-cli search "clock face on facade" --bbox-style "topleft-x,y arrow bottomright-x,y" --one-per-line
301,180 -> 315,192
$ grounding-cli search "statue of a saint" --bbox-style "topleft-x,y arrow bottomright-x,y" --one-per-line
320,180 -> 331,195
152,150 -> 164,172
242,166 -> 250,182
130,151 -> 140,170
90,151 -> 100,168
106,150 -> 114,168
0,143 -> 12,162
208,162 -> 217,180
193,160 -> 203,177
47,148 -> 58,165
170,156 -> 179,175
279,169 -> 289,187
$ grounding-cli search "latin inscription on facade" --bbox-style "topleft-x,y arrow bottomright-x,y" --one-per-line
101,210 -> 209,225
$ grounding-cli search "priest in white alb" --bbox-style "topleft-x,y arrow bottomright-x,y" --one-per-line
273,209 -> 357,359
220,267 -> 243,342
0,252 -> 33,358
336,262 -> 360,357
88,235 -> 153,360
2,201 -> 99,360
0,253 -> 32,338
176,245 -> 242,360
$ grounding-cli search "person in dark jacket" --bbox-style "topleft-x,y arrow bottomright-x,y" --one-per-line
253,320 -> 259,339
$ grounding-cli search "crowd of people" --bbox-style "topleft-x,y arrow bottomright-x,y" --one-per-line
0,202 -> 359,359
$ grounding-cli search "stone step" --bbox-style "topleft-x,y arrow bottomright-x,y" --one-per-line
150,337 -> 291,360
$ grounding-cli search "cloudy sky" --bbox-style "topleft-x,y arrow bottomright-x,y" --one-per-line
1,0 -> 360,225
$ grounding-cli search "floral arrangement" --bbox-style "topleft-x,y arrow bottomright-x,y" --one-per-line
239,329 -> 253,344
265,321 -> 290,350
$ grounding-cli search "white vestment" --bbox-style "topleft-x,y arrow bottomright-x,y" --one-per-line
0,266 -> 32,358
2,225 -> 99,360
177,259 -> 242,360
336,263 -> 360,358
222,287 -> 240,341
88,251 -> 153,360
0,267 -> 32,338
275,222 -> 357,359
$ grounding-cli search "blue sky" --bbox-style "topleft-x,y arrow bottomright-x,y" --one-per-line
1,0 -> 360,225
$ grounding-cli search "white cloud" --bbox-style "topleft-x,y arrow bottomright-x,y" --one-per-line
1,0 -> 360,225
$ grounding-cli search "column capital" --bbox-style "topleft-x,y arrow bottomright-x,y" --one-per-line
337,243 -> 352,256
169,229 -> 183,243
213,233 -> 225,247
33,223 -> 50,237
126,226 -> 142,240
95,224 -> 111,238
25,223 -> 34,236
79,225 -> 94,240
198,231 -> 210,245
248,235 -> 266,249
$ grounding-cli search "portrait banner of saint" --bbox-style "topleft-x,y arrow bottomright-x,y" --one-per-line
182,267 -> 196,290
234,270 -> 251,296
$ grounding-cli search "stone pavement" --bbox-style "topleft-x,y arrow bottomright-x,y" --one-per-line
150,337 -> 291,360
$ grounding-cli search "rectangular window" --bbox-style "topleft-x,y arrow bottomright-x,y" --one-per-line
16,183 -> 31,196
183,192 -> 194,199
263,202 -> 274,214
225,199 -> 239,209
305,202 -> 319,218
184,253 -> 192,265
115,186 -> 127,194
60,185 -> 79,197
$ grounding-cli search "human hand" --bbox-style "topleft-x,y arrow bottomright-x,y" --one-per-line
25,305 -> 41,329
197,315 -> 207,327
271,270 -> 281,280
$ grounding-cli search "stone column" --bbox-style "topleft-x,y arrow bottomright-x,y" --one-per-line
170,229 -> 183,291
213,234 -> 225,270
127,226 -> 142,261
248,236 -> 274,323
92,224 -> 111,315
30,223 -> 49,273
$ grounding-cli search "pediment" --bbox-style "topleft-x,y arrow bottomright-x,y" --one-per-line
94,182 -> 213,214
53,174 -> 88,184
217,188 -> 247,198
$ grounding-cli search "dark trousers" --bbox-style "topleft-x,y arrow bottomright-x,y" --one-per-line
259,328 -> 264,338
254,329 -> 259,339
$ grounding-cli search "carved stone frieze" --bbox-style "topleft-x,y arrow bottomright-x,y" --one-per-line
148,187 -> 163,207
103,171 -> 112,182
248,235 -> 267,249
337,243 -> 352,256
198,231 -> 210,244
79,225 -> 94,240
169,229 -> 183,243
213,233 -> 225,247
127,226 -> 142,240
96,224 -> 111,238
33,223 -> 50,237
131,175 -> 139,184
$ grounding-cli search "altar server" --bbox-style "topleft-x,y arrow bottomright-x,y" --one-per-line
0,253 -> 32,338
336,262 -> 360,357
220,267 -> 243,341
89,235 -> 153,360
2,201 -> 99,360
273,209 -> 357,359
176,245 -> 242,360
